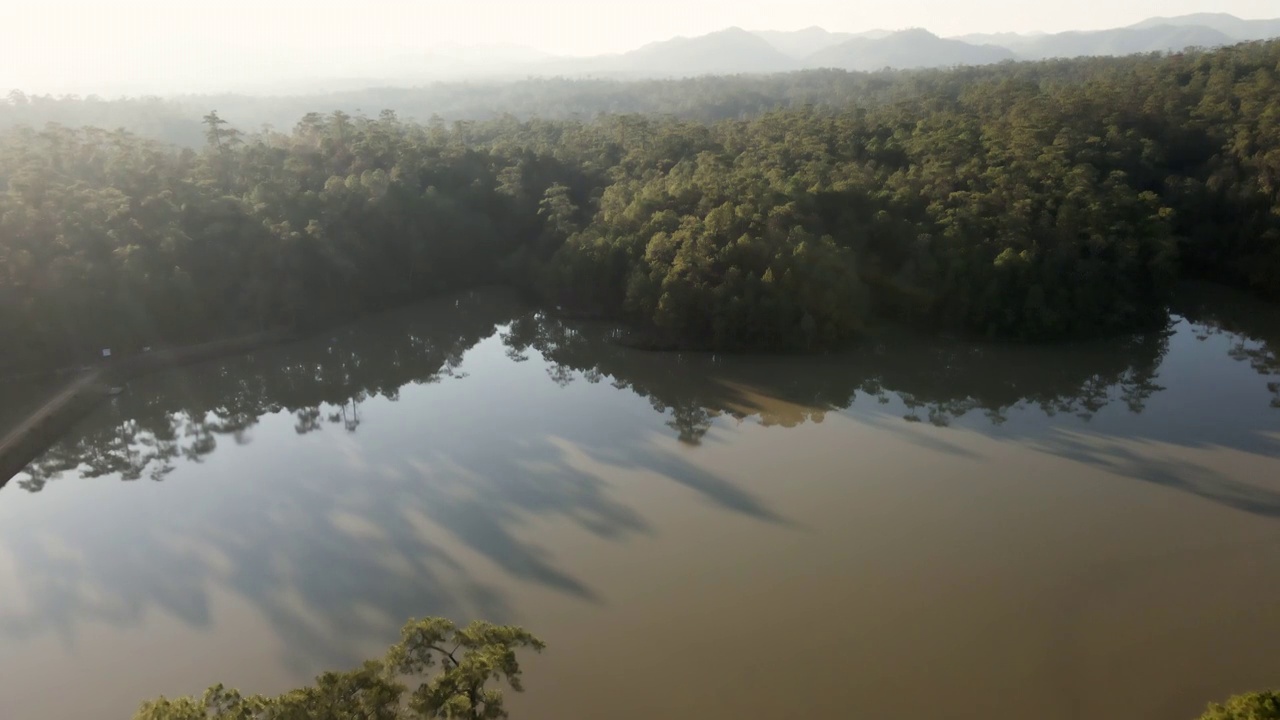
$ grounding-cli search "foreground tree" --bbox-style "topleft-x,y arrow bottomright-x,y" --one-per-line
133,618 -> 545,720
1197,692 -> 1280,720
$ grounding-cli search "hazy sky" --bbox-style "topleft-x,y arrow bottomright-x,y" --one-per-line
2,0 -> 1276,94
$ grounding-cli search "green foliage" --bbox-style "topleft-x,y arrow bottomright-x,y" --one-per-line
132,618 -> 544,720
1198,692 -> 1280,720
388,618 -> 545,720
4,41 -> 1280,365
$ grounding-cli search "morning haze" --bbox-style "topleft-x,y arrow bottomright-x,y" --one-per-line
2,0 -> 1277,94
4,1 -> 1280,719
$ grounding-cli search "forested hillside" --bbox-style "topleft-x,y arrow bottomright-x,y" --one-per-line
0,70 -> 960,146
2,41 -> 1280,368
0,50 -> 1257,148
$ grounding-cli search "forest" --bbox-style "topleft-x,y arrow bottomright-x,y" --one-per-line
3,40 -> 1280,369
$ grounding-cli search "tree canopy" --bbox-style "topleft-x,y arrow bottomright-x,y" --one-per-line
3,41 -> 1280,368
133,617 -> 545,720
1196,691 -> 1280,720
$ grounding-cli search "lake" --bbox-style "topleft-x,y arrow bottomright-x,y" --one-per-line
2,285 -> 1280,720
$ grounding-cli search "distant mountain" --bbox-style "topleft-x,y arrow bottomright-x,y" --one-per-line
806,29 -> 1014,72
127,17 -> 1279,93
950,32 -> 1044,50
751,27 -> 889,58
10,11 -> 1280,96
1016,25 -> 1236,61
604,27 -> 796,76
1129,13 -> 1280,41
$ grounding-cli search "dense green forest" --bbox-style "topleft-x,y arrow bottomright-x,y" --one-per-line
3,41 -> 1280,369
1,71 -> 915,147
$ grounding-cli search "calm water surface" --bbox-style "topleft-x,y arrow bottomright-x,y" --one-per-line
2,286 -> 1279,720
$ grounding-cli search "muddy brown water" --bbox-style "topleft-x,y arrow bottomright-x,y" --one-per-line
1,286 -> 1278,720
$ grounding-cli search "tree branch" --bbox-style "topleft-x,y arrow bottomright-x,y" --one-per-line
427,644 -> 459,667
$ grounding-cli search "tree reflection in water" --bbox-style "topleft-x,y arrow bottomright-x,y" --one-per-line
9,283 -> 1280,490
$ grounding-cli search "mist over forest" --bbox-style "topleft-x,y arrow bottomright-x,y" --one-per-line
6,5 -> 1280,720
3,10 -> 1279,96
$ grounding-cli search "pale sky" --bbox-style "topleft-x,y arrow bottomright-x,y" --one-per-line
2,0 -> 1277,94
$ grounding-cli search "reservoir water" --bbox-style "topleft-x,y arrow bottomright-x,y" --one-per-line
2,285 -> 1279,720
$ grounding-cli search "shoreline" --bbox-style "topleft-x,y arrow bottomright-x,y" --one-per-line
0,329 -> 296,488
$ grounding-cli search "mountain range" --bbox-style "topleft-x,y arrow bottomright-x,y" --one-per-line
8,13 -> 1278,96
1128,12 -> 1280,40
806,28 -> 1016,71
358,13 -> 1280,84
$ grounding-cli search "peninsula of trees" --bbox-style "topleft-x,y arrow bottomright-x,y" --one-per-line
3,40 -> 1280,369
